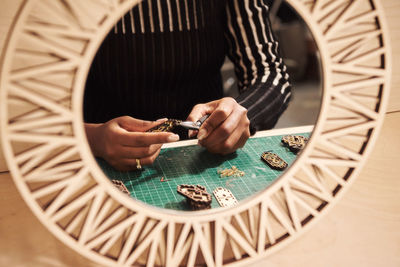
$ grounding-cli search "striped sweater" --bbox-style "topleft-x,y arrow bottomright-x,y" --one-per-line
84,0 -> 291,131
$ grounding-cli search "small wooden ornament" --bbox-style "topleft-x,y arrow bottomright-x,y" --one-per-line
147,119 -> 182,133
261,151 -> 288,170
213,187 -> 238,207
177,184 -> 212,210
281,135 -> 309,153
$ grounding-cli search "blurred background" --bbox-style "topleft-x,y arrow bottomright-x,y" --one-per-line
221,0 -> 322,128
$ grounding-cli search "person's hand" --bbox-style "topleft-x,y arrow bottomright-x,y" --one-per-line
85,116 -> 179,171
186,97 -> 250,155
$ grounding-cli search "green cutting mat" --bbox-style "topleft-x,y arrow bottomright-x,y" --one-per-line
97,132 -> 309,210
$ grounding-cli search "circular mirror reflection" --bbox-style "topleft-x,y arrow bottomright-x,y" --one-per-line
84,0 -> 322,211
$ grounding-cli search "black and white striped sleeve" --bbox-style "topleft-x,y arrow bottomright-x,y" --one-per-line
224,0 -> 292,130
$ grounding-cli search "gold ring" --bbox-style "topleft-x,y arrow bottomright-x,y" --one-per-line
136,159 -> 142,170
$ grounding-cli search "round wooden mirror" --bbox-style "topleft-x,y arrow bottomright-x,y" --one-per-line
84,0 -> 322,212
0,0 -> 391,265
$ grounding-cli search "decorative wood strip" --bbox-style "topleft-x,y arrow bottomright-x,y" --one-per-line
78,189 -> 107,245
117,214 -> 147,264
86,213 -> 143,250
220,218 -> 257,257
23,146 -> 79,180
325,0 -> 362,38
50,181 -> 98,223
193,222 -> 216,267
283,183 -> 302,231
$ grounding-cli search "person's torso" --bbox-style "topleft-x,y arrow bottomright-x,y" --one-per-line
84,0 -> 228,123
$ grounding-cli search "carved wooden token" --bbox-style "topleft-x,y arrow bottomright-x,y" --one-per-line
177,184 -> 212,210
213,187 -> 238,207
281,135 -> 309,153
147,119 -> 182,133
261,151 -> 288,170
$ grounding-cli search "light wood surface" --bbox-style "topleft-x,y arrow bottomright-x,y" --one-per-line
1,111 -> 399,267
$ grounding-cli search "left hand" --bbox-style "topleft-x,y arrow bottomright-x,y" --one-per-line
186,97 -> 250,155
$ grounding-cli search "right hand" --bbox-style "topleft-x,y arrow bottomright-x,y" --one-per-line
85,116 -> 179,171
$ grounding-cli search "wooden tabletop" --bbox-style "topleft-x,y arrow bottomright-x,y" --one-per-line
0,112 -> 399,266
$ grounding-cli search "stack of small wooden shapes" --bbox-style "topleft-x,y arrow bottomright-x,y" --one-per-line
217,166 -> 245,178
281,135 -> 309,153
177,184 -> 212,210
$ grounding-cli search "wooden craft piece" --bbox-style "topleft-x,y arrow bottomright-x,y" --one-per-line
213,187 -> 238,207
111,180 -> 130,195
177,184 -> 212,210
218,166 -> 245,178
281,135 -> 309,153
261,151 -> 288,170
147,119 -> 182,133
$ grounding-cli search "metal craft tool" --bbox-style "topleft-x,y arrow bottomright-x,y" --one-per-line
179,114 -> 210,130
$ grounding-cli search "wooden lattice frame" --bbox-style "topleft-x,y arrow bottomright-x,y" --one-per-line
0,0 -> 391,266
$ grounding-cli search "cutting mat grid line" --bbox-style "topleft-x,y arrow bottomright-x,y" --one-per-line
97,132 -> 309,210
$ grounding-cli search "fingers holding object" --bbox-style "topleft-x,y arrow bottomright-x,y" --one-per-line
186,102 -> 216,123
198,105 -> 246,147
197,103 -> 234,141
204,126 -> 247,155
119,144 -> 163,159
119,132 -> 180,147
117,116 -> 168,132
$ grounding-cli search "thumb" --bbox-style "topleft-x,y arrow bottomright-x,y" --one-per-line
118,116 -> 168,132
186,102 -> 217,122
